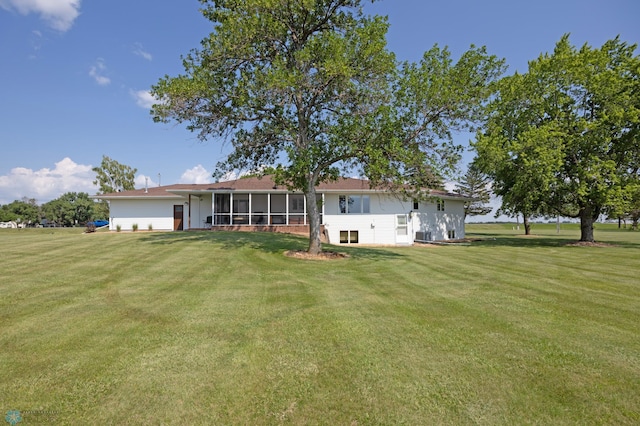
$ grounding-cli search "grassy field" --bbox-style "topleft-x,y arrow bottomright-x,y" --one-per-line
0,224 -> 639,424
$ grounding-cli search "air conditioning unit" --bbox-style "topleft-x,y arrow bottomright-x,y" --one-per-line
415,231 -> 432,242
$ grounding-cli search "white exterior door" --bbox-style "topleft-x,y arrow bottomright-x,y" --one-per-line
395,214 -> 410,244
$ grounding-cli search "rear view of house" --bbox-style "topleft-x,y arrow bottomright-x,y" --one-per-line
95,176 -> 469,245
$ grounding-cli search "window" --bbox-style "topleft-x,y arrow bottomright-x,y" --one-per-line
289,194 -> 305,212
339,195 -> 370,214
437,199 -> 445,211
340,230 -> 359,244
396,215 -> 408,236
448,229 -> 456,239
413,200 -> 419,210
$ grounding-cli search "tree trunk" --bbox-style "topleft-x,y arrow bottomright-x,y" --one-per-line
523,215 -> 531,235
579,207 -> 596,242
305,181 -> 322,255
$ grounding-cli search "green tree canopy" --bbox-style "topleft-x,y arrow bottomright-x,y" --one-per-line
151,0 -> 505,253
474,35 -> 640,241
92,155 -> 137,194
41,192 -> 94,227
0,198 -> 41,225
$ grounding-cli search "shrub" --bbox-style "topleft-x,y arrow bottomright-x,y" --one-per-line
148,223 -> 153,231
132,223 -> 138,232
116,224 -> 121,232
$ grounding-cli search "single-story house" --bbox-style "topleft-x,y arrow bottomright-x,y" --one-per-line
94,175 -> 469,245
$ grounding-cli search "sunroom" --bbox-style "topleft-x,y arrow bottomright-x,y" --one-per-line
210,192 -> 324,226
168,188 -> 325,229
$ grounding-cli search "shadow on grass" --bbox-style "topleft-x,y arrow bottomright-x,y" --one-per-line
138,230 -> 404,260
468,231 -> 640,249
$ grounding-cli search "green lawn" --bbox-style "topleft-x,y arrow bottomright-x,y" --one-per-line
1,224 -> 639,424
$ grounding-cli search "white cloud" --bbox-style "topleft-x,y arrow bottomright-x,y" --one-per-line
0,0 -> 81,32
131,89 -> 156,109
0,157 -> 96,205
135,174 -> 157,189
179,165 -> 213,184
89,58 -> 110,85
133,42 -> 152,61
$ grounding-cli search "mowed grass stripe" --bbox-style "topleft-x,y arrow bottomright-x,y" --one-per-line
0,225 -> 639,424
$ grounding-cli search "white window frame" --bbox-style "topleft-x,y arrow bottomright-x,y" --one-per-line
339,195 -> 370,214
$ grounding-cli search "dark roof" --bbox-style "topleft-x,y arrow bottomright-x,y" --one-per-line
94,184 -> 211,199
95,175 -> 466,200
196,176 -> 374,192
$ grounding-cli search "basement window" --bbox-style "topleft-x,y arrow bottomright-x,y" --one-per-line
339,230 -> 359,244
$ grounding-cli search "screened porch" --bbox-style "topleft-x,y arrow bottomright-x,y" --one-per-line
211,192 -> 324,226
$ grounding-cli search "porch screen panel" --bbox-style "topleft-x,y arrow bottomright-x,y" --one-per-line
270,194 -> 286,225
214,194 -> 231,225
251,194 -> 268,225
232,194 -> 249,225
289,194 -> 305,224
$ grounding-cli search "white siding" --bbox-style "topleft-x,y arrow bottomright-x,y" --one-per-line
324,193 -> 413,245
412,198 -> 466,241
186,194 -> 213,229
323,193 -> 466,245
109,199 -> 181,231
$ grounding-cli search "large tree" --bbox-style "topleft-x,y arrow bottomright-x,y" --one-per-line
92,155 -> 137,220
92,155 -> 137,194
151,0 -> 505,254
475,35 -> 640,241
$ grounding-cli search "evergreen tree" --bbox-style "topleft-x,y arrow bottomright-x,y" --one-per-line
454,162 -> 492,218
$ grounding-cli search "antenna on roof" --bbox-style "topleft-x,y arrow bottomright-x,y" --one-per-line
145,177 -> 149,193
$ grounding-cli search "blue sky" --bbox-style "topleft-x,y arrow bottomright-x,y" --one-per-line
1,0 -> 638,215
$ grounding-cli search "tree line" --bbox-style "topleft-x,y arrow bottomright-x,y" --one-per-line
0,193 -> 102,227
0,156 -> 137,227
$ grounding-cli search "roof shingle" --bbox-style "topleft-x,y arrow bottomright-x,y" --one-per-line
95,175 -> 465,199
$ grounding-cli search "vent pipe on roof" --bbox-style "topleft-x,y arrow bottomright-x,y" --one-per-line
145,177 -> 148,193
